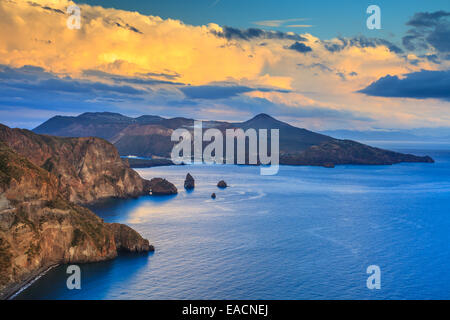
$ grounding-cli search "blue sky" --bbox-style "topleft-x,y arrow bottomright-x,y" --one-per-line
77,0 -> 449,40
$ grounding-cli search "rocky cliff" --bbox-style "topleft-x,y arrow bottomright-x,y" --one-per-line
0,124 -> 151,204
0,142 -> 152,299
148,178 -> 178,195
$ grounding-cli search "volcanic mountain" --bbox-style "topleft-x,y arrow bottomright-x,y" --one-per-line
33,112 -> 434,167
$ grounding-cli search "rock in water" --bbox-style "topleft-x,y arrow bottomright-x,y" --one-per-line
148,178 -> 178,195
211,193 -> 216,199
109,223 -> 154,252
184,173 -> 195,190
217,180 -> 227,188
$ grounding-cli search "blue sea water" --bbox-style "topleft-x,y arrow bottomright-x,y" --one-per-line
14,144 -> 450,300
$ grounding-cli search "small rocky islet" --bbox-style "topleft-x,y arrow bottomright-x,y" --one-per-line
217,180 -> 227,188
184,173 -> 195,190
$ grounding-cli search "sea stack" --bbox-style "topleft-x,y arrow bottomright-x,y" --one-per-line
148,178 -> 178,195
217,180 -> 227,188
184,173 -> 195,190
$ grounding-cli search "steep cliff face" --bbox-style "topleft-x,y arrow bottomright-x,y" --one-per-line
0,124 -> 150,204
0,142 -> 152,299
109,223 -> 153,252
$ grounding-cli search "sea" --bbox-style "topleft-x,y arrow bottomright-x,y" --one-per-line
14,142 -> 450,299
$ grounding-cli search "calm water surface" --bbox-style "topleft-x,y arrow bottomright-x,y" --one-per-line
15,145 -> 450,299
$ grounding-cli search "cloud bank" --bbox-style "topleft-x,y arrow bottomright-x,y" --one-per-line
0,1 -> 449,130
359,70 -> 450,101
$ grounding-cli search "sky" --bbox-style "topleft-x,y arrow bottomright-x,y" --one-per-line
77,0 -> 449,41
0,0 -> 449,131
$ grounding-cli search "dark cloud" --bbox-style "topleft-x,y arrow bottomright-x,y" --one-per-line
180,85 -> 289,100
0,66 -> 147,97
111,77 -> 184,86
0,65 -> 148,115
421,54 -> 441,64
406,11 -> 450,28
323,36 -> 403,54
358,70 -> 450,101
137,71 -> 181,80
82,70 -> 185,86
288,41 -> 312,53
297,63 -> 332,72
211,26 -> 308,41
180,85 -> 255,99
28,2 -> 65,14
402,11 -> 450,53
6,77 -> 144,95
112,22 -> 143,34
336,72 -> 346,81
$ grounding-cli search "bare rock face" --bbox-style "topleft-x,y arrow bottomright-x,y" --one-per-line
0,142 -> 152,299
0,124 -> 152,204
148,178 -> 178,195
109,223 -> 154,252
217,180 -> 227,188
184,173 -> 195,190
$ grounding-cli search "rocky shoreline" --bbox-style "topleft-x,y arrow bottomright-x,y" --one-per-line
1,264 -> 57,300
0,126 -> 167,299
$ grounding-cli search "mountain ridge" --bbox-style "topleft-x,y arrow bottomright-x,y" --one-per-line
33,112 -> 434,167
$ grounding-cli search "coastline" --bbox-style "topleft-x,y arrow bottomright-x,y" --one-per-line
1,264 -> 58,300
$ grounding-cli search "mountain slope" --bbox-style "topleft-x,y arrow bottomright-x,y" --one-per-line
282,139 -> 434,166
33,112 -> 434,166
235,113 -> 333,152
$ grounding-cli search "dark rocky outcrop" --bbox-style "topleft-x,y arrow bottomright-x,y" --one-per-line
217,180 -> 227,188
211,193 -> 216,199
0,142 -> 152,299
148,178 -> 178,195
184,173 -> 195,190
109,223 -> 154,252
